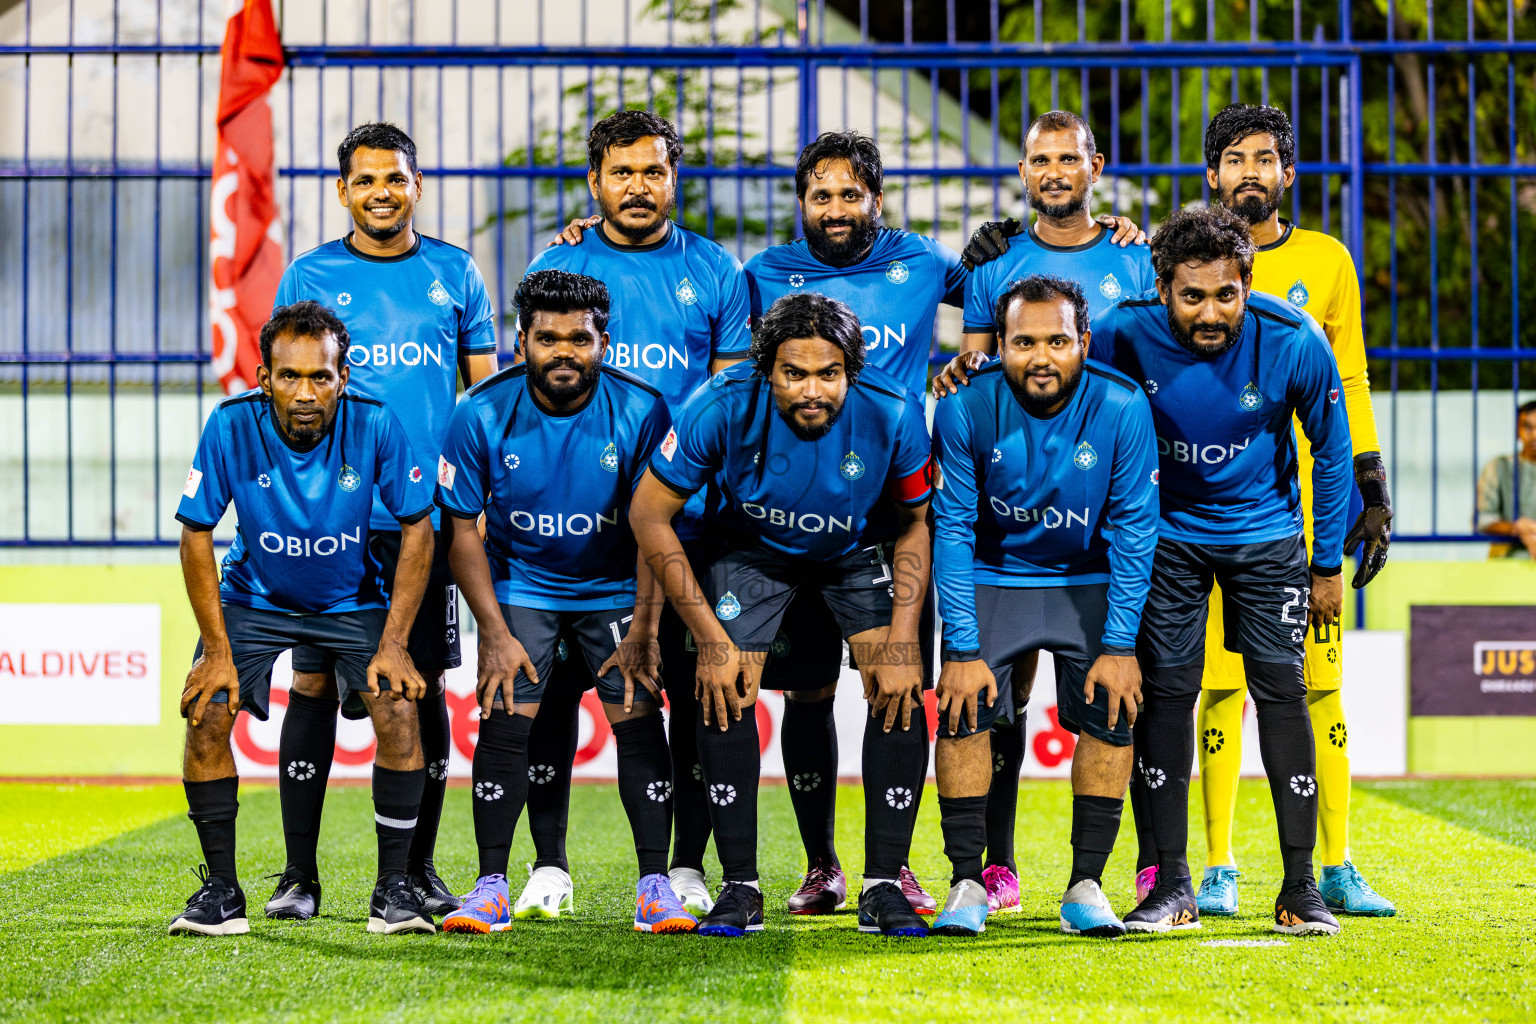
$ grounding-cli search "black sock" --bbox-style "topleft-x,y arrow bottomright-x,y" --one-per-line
185,777 -> 239,883
1254,695 -> 1319,885
1134,686 -> 1198,880
985,712 -> 1025,872
666,675 -> 712,872
613,714 -> 674,878
372,765 -> 424,881
1069,794 -> 1124,887
407,683 -> 450,872
938,794 -> 987,887
472,712 -> 533,879
277,690 -> 337,878
861,705 -> 928,880
1128,763 -> 1158,872
695,703 -> 760,881
525,686 -> 580,871
781,696 -> 839,867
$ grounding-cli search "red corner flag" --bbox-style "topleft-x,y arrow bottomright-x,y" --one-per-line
209,0 -> 285,394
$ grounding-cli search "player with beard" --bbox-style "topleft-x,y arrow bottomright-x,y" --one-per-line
928,276 -> 1158,939
268,123 -> 499,923
171,301 -> 436,937
1091,206 -> 1352,936
434,270 -> 697,936
630,293 -> 934,938
929,109 -> 1157,914
518,111 -> 752,922
1146,103 -> 1392,920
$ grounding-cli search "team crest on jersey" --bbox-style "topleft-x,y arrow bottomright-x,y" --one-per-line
840,451 -> 866,481
886,260 -> 910,284
336,292 -> 352,306
675,278 -> 698,305
789,273 -> 805,288
257,473 -> 272,488
1287,280 -> 1310,307
600,442 -> 619,473
408,466 -> 422,484
338,464 -> 362,492
1239,382 -> 1265,412
427,279 -> 451,306
1099,273 -> 1122,301
715,592 -> 742,621
1073,442 -> 1098,471
1328,387 -> 1341,404
1144,380 -> 1159,395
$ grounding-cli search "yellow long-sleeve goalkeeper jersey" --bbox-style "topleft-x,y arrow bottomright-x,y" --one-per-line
1251,220 -> 1382,456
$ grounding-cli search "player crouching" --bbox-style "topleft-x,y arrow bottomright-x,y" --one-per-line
929,276 -> 1159,937
631,292 -> 935,938
170,301 -> 437,937
435,270 -> 696,936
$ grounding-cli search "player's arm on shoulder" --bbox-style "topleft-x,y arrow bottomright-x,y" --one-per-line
1095,213 -> 1148,247
547,214 -> 602,247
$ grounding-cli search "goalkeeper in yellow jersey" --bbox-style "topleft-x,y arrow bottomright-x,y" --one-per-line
1127,104 -> 1395,918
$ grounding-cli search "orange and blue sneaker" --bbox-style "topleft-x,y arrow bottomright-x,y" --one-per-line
633,873 -> 698,934
442,874 -> 512,934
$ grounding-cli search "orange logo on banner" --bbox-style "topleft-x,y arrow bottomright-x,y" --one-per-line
209,0 -> 285,394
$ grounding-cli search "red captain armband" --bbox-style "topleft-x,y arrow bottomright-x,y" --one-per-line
887,458 -> 934,506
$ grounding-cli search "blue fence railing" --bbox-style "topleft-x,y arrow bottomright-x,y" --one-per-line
0,0 -> 1531,549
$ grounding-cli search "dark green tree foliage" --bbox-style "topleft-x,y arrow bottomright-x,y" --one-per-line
830,0 -> 1536,389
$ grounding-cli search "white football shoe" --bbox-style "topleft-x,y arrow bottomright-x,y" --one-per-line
668,866 -> 714,918
513,864 -> 574,921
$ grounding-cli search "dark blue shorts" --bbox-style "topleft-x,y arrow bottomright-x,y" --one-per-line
937,583 -> 1128,747
200,603 -> 390,721
489,603 -> 650,709
292,528 -> 461,677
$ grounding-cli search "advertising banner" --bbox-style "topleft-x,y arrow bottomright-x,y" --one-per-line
1411,605 -> 1536,717
0,604 -> 161,726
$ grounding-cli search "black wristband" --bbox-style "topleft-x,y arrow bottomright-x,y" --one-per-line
1354,451 -> 1391,510
1310,561 -> 1343,578
942,649 -> 982,663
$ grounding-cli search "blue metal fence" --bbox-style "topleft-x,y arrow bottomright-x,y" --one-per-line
0,0 -> 1530,548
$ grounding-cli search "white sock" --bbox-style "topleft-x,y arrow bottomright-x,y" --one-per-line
862,877 -> 897,893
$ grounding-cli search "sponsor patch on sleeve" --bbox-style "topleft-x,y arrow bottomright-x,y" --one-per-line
658,427 -> 679,463
183,467 -> 202,500
437,455 -> 456,489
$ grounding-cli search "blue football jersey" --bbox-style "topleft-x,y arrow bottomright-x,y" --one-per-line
931,361 -> 1160,656
524,222 -> 753,410
649,362 -> 932,561
963,224 -> 1157,333
435,366 -> 671,612
176,389 -> 433,614
744,228 -> 968,396
273,234 -> 498,531
1091,289 -> 1352,567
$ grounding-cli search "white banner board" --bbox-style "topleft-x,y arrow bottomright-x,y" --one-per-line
0,603 -> 162,725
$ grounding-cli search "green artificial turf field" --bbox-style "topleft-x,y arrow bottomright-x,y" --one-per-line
1,779 -> 1532,1023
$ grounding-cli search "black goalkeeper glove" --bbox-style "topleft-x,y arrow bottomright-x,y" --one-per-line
1342,452 -> 1392,589
960,218 -> 1023,270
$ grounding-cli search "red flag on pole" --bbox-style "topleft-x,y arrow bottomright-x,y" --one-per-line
209,0 -> 285,394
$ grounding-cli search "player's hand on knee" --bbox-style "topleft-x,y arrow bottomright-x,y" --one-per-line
477,631 -> 537,719
368,636 -> 425,702
936,659 -> 996,735
931,350 -> 989,399
548,215 -> 601,247
181,647 -> 240,726
1308,571 -> 1344,628
1096,214 -> 1147,247
867,640 -> 925,732
695,636 -> 744,730
600,637 -> 663,713
1084,653 -> 1141,729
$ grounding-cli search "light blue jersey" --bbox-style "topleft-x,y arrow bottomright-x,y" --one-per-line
963,224 -> 1157,333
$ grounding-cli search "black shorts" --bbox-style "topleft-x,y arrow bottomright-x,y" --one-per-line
200,604 -> 390,721
758,582 -> 937,692
489,603 -> 647,708
1138,535 -> 1311,696
937,583 -> 1127,746
292,528 -> 461,678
